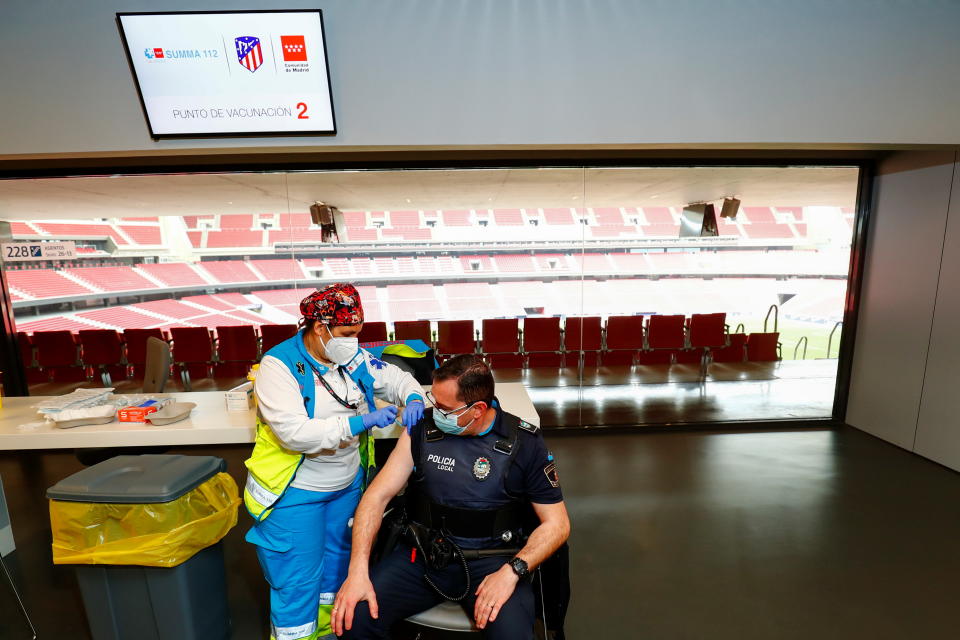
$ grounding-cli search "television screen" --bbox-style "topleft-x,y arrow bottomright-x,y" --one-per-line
117,10 -> 335,137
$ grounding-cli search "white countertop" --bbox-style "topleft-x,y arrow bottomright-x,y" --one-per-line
0,383 -> 539,450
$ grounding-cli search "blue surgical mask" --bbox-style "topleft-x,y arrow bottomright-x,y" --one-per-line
433,409 -> 476,436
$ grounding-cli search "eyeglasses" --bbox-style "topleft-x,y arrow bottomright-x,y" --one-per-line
425,390 -> 477,419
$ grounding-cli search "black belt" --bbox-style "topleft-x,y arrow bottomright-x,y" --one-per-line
405,487 -> 527,539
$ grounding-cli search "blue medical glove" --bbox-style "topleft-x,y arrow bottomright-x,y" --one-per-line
350,405 -> 398,435
402,400 -> 425,432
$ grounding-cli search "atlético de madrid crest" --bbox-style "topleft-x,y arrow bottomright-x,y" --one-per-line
473,457 -> 491,481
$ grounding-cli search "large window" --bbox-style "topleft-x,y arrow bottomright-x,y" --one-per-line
0,165 -> 860,427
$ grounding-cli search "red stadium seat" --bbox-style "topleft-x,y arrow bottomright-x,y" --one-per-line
78,329 -> 126,385
215,325 -> 258,378
436,321 -> 476,361
711,333 -> 747,363
123,328 -> 166,379
645,315 -> 686,349
746,332 -> 781,362
522,317 -> 563,368
261,324 -> 298,355
603,316 -> 644,366
33,330 -> 86,383
17,332 -> 46,383
481,318 -> 522,369
170,327 -> 214,389
358,321 -> 388,344
636,350 -> 675,365
688,313 -> 727,349
564,317 -> 602,367
394,320 -> 432,345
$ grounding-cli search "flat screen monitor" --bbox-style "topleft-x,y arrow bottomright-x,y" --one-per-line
117,10 -> 335,138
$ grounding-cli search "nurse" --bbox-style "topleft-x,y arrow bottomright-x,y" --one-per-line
243,283 -> 425,640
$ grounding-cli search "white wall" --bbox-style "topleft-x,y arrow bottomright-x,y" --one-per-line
3,0 -> 960,159
847,150 -> 960,469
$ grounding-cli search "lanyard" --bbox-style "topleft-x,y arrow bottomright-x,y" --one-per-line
310,363 -> 359,411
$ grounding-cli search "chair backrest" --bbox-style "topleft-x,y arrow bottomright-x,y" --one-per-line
564,316 -> 602,351
216,325 -> 259,362
481,318 -> 519,353
746,332 -> 780,361
394,320 -> 432,344
605,316 -> 644,350
688,313 -> 727,348
123,328 -> 165,366
358,321 -> 388,344
142,337 -> 171,393
32,330 -> 79,367
78,329 -> 123,366
260,324 -> 298,355
170,327 -> 214,363
522,317 -> 562,352
16,332 -> 34,367
437,320 -> 476,355
646,315 -> 686,349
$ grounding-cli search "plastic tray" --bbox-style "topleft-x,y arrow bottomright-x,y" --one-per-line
53,414 -> 116,430
146,402 -> 197,426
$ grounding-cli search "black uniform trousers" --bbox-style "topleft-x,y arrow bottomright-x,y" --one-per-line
341,545 -> 535,639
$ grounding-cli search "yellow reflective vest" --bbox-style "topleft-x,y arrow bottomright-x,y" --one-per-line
243,331 -> 376,522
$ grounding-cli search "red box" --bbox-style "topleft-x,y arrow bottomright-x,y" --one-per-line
118,402 -> 162,422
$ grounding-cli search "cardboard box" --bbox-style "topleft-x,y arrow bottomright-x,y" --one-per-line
118,399 -> 170,422
226,381 -> 254,412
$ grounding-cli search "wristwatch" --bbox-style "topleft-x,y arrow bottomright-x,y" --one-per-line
508,557 -> 529,579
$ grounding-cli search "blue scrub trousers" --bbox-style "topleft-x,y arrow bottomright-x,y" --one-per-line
246,470 -> 363,640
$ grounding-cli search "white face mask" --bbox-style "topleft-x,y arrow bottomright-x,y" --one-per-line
319,325 -> 359,365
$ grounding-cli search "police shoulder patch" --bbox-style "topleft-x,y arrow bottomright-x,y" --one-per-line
543,461 -> 560,488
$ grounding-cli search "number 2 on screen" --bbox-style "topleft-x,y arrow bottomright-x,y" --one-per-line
296,103 -> 309,119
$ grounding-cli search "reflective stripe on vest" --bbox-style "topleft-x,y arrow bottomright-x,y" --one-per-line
271,620 -> 317,640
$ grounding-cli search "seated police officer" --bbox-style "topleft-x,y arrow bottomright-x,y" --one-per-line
332,354 -> 570,639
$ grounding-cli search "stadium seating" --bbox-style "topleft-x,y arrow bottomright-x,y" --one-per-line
712,333 -> 748,363
170,327 -> 214,389
522,317 -> 563,367
437,320 -> 477,361
199,261 -> 261,283
250,259 -> 306,280
7,269 -> 95,298
358,322 -> 388,343
33,330 -> 85,382
215,325 -> 259,378
138,263 -> 207,286
645,315 -> 686,364
261,324 -> 298,354
746,332 -> 781,362
119,226 -> 162,244
78,330 -> 126,384
65,266 -> 156,292
604,315 -> 645,366
123,328 -> 165,379
481,318 -> 523,368
395,320 -> 432,344
565,316 -> 603,367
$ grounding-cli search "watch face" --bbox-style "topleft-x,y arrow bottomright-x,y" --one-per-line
511,558 -> 528,577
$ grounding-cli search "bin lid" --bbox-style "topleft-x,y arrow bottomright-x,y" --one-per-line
46,455 -> 226,503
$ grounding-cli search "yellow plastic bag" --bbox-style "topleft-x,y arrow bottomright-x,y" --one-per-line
50,472 -> 241,567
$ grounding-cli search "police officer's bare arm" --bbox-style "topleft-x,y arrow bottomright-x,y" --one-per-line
474,500 -> 570,629
332,431 -> 415,636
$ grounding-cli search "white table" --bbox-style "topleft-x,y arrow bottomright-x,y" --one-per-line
0,383 -> 539,450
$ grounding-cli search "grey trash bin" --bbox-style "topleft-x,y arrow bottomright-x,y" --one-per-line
46,455 -> 233,640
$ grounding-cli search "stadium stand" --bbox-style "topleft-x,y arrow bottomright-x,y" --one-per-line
77,307 -> 163,330
187,231 -> 203,247
641,207 -> 675,225
742,223 -> 795,239
119,225 -> 162,244
32,222 -> 126,244
493,209 -> 524,226
741,207 -> 777,223
138,263 -> 208,287
198,261 -> 262,283
250,259 -> 306,280
494,255 -> 537,273
65,266 -> 156,292
206,229 -> 264,248
7,269 -> 95,298
442,210 -> 472,226
543,208 -> 575,225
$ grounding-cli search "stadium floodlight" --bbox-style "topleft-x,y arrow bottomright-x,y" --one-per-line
309,202 -> 346,243
720,197 -> 741,219
679,203 -> 719,238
